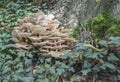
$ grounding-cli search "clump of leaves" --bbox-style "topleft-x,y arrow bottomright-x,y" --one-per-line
86,11 -> 120,39
0,0 -> 40,33
60,38 -> 120,81
70,11 -> 120,81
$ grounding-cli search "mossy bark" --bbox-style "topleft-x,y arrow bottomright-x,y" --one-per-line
52,0 -> 120,27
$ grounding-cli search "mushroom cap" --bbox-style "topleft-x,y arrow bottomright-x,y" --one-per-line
40,32 -> 51,35
29,36 -> 48,41
63,38 -> 76,42
32,28 -> 42,35
22,22 -> 33,27
50,32 -> 60,37
48,37 -> 61,40
23,17 -> 33,23
32,12 -> 45,18
40,49 -> 49,53
56,40 -> 65,44
61,29 -> 72,33
17,19 -> 24,25
12,38 -> 19,43
13,27 -> 22,30
48,51 -> 64,58
32,41 -> 49,46
13,43 -> 32,50
61,45 -> 68,48
12,30 -> 23,39
47,40 -> 65,45
57,34 -> 69,37
42,46 -> 55,49
46,14 -> 55,20
29,37 -> 41,42
42,45 -> 68,49
20,33 -> 29,38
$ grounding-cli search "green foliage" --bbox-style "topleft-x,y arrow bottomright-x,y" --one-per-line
0,0 -> 40,32
109,36 -> 120,45
86,11 -> 120,39
0,0 -> 120,82
0,1 -> 39,82
71,27 -> 81,39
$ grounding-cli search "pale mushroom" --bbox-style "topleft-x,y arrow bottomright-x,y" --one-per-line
40,48 -> 49,53
61,29 -> 72,33
29,37 -> 41,43
32,28 -> 42,35
17,19 -> 24,25
48,51 -> 64,58
48,37 -> 61,40
57,33 -> 69,37
11,38 -> 19,43
63,38 -> 76,43
12,12 -> 76,58
42,46 -> 55,49
56,40 -> 65,44
32,41 -> 49,46
13,27 -> 22,30
13,43 -> 32,50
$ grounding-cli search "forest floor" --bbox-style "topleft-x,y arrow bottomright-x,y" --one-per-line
0,0 -> 120,82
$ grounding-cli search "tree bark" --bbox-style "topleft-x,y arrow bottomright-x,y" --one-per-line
48,0 -> 120,55
50,0 -> 120,27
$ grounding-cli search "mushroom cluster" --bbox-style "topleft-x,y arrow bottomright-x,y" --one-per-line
12,13 -> 76,57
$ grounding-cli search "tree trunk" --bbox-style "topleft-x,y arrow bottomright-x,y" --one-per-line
47,0 -> 120,55
50,0 -> 120,27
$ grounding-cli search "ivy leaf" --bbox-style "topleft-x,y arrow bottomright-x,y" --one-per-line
100,62 -> 116,70
45,58 -> 51,63
45,64 -> 55,74
76,43 -> 86,50
70,75 -> 81,82
68,67 -> 75,72
13,75 -> 20,81
39,57 -> 45,63
55,61 -> 62,65
42,78 -> 49,82
60,63 -> 69,69
1,45 -> 11,50
27,53 -> 33,58
85,50 -> 98,59
2,68 -> 11,75
99,40 -> 107,46
15,68 -> 24,74
49,66 -> 55,74
83,60 -> 92,68
2,80 -> 9,82
56,68 -> 65,75
22,77 -> 34,82
25,59 -> 32,65
81,69 -> 91,76
17,51 -> 25,57
59,51 -> 72,59
45,64 -> 50,68
107,54 -> 119,61
109,36 -> 120,45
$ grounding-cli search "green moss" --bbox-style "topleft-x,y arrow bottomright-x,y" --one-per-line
86,11 -> 120,39
71,27 -> 80,38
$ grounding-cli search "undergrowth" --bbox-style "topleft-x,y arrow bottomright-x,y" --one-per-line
0,0 -> 120,82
